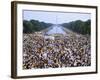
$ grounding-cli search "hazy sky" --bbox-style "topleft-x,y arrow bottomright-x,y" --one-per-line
23,10 -> 91,24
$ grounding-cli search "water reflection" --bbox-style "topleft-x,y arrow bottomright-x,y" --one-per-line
47,25 -> 66,35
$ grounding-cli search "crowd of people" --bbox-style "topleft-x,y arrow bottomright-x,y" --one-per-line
23,32 -> 91,69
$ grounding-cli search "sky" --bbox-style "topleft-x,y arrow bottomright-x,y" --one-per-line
23,10 -> 91,24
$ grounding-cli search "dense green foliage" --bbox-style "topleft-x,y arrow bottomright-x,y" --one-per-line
62,19 -> 91,35
23,20 -> 52,33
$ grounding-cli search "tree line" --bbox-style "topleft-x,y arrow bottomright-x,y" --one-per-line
23,19 -> 52,33
61,19 -> 91,35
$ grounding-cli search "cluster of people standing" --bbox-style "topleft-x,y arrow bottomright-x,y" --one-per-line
23,32 -> 91,69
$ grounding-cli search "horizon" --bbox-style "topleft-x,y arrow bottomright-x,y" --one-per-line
23,10 -> 91,24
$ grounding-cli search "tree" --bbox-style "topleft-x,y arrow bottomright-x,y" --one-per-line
23,20 -> 34,33
23,19 -> 53,33
61,19 -> 91,35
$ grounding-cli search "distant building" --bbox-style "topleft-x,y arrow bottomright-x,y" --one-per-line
44,35 -> 55,40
